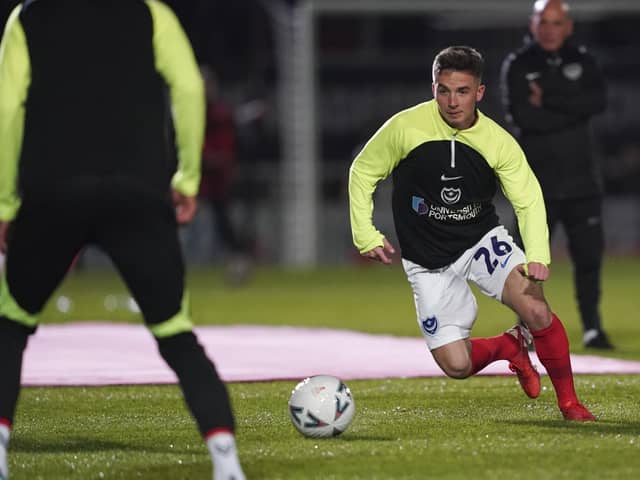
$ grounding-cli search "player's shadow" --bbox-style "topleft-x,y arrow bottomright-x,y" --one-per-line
10,436 -> 196,454
504,419 -> 640,435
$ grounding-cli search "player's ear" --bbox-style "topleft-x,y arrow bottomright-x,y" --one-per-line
475,84 -> 486,102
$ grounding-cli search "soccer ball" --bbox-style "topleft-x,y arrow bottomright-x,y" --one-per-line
288,375 -> 355,438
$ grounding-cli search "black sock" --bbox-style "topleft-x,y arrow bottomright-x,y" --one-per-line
0,318 -> 33,424
156,332 -> 235,436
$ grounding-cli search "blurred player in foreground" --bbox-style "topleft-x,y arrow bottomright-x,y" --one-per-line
349,45 -> 595,422
0,1 -> 245,479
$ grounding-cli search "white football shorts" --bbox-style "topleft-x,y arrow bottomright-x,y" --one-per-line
402,225 -> 526,350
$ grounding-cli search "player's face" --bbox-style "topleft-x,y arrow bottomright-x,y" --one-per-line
530,2 -> 573,52
432,70 -> 485,130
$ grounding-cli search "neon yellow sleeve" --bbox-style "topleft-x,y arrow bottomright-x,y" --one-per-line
496,136 -> 550,265
348,117 -> 403,253
0,6 -> 30,222
146,0 -> 204,197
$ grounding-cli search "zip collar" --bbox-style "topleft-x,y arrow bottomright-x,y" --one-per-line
428,99 -> 483,136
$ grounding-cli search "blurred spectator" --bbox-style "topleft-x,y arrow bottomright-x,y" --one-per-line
501,0 -> 613,349
199,65 -> 253,285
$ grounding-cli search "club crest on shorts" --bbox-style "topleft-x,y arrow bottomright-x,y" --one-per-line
421,316 -> 438,336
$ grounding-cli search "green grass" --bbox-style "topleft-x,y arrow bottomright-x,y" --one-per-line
12,376 -> 640,480
9,256 -> 640,479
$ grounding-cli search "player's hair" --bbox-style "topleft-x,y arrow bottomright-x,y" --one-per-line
432,46 -> 484,82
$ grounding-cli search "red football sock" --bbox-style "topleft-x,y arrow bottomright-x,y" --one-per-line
470,333 -> 520,375
532,314 -> 578,406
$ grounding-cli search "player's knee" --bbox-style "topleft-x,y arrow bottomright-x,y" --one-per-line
432,341 -> 472,379
518,299 -> 552,331
441,360 -> 472,379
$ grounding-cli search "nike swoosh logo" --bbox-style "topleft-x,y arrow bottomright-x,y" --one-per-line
440,174 -> 463,181
500,252 -> 514,268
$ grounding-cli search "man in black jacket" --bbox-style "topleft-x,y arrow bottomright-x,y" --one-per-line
501,0 -> 612,349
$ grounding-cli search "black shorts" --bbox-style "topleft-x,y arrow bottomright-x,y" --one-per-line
3,177 -> 185,328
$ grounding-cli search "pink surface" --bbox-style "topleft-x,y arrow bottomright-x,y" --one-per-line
21,323 -> 640,386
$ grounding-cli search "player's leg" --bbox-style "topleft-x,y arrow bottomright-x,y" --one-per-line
403,255 -> 525,381
430,340 -> 472,378
0,195 -> 87,478
430,331 -> 527,382
97,190 -> 244,479
514,203 -> 560,351
465,226 -> 540,397
563,196 -> 611,348
502,267 -> 596,421
428,323 -> 532,383
403,258 -> 479,378
403,228 -> 536,385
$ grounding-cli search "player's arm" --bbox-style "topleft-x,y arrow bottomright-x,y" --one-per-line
146,0 -> 204,202
348,119 -> 402,263
494,133 -> 551,273
0,6 -> 30,225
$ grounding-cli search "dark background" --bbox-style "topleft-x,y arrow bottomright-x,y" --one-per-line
1,0 -> 639,198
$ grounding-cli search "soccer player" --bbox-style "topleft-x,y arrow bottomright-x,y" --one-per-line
349,45 -> 595,422
0,1 -> 245,479
501,0 -> 612,349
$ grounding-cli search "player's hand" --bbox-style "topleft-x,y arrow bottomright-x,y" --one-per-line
0,221 -> 10,254
528,81 -> 543,107
362,237 -> 396,265
172,190 -> 198,225
517,262 -> 549,282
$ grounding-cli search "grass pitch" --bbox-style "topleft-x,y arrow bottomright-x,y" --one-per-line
8,256 -> 640,479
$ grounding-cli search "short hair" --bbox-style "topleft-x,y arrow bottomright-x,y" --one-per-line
432,46 -> 484,82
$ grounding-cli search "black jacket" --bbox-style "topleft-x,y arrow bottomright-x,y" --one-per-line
501,40 -> 606,200
18,0 -> 173,196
